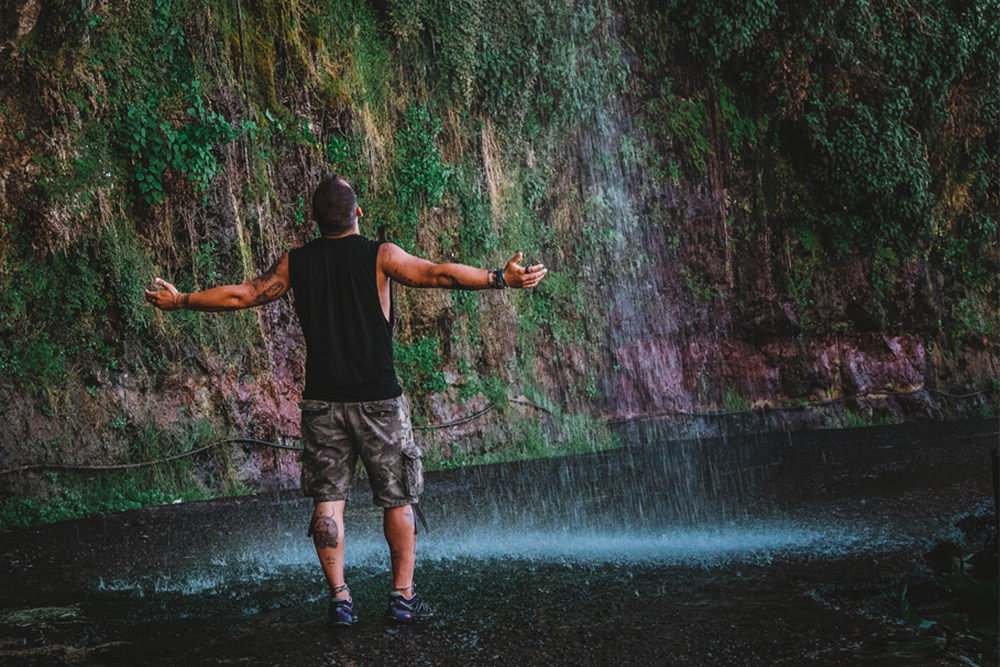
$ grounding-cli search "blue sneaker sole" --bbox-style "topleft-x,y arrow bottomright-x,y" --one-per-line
329,602 -> 357,626
385,610 -> 434,622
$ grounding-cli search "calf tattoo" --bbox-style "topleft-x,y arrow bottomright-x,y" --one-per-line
308,515 -> 339,550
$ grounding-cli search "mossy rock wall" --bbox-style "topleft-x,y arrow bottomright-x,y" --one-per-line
0,0 -> 996,497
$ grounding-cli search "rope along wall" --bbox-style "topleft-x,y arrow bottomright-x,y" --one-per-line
0,386 -> 992,476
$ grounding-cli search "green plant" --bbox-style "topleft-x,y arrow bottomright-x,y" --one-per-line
712,73 -> 762,151
683,267 -> 723,303
391,103 -> 454,250
0,473 -> 201,530
327,133 -> 370,198
424,409 -> 620,471
720,386 -> 751,412
121,82 -> 244,204
841,409 -> 868,428
871,247 -> 900,302
886,540 -> 998,667
954,296 -> 997,344
981,405 -> 1000,420
394,337 -> 448,396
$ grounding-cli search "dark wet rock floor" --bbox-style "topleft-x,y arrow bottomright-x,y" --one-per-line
1,419 -> 996,666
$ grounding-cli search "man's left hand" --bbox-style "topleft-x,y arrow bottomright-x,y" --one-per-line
504,253 -> 547,289
145,278 -> 185,311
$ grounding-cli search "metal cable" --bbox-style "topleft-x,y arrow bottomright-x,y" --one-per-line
0,439 -> 289,476
606,386 -> 992,425
0,387 -> 992,476
0,399 -> 553,475
413,406 -> 495,431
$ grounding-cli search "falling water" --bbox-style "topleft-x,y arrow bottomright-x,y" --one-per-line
76,5 -> 849,616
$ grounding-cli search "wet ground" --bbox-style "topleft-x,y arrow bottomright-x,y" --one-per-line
0,419 -> 997,666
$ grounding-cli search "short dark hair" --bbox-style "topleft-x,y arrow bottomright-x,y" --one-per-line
312,176 -> 357,236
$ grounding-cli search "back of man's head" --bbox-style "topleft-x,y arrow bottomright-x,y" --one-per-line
312,176 -> 357,236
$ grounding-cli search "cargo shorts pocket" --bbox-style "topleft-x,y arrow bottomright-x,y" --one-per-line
299,400 -> 331,416
298,400 -> 332,463
361,398 -> 399,420
401,443 -> 423,498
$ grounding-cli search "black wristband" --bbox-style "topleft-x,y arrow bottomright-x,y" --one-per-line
489,268 -> 508,289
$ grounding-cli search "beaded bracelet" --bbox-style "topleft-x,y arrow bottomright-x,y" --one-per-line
488,268 -> 508,289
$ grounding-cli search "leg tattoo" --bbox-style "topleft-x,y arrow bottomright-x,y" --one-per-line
309,515 -> 339,550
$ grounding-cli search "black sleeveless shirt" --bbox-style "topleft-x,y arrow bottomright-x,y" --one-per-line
288,235 -> 402,402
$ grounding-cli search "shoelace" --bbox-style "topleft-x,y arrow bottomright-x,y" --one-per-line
406,596 -> 433,613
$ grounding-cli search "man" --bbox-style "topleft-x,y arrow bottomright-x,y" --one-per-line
145,175 -> 547,625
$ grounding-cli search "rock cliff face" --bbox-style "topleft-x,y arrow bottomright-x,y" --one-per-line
0,0 -> 996,497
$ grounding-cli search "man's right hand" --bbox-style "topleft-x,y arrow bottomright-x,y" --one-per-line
143,255 -> 290,313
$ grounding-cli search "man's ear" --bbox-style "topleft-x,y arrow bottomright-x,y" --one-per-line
356,205 -> 364,219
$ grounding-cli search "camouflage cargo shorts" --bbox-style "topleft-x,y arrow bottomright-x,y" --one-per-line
298,394 -> 423,508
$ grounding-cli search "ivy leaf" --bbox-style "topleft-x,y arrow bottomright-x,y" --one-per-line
901,586 -> 937,629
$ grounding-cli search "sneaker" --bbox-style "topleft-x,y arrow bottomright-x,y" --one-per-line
329,597 -> 357,626
385,591 -> 435,622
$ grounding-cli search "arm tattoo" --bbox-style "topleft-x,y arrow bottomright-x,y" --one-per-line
258,257 -> 281,283
178,294 -> 190,309
248,256 -> 285,305
308,515 -> 339,550
253,281 -> 285,305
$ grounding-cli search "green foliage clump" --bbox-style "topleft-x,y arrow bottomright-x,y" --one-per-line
392,104 -> 453,250
327,133 -> 370,198
798,92 -> 933,254
120,83 -> 246,204
720,386 -> 751,412
887,540 -> 998,667
37,127 -> 118,212
952,295 -> 998,345
0,418 -> 250,530
0,221 -> 154,390
645,77 -> 713,174
101,223 -> 154,332
394,337 -> 448,396
451,156 -> 496,264
389,0 -> 626,128
423,410 -> 620,471
666,0 -> 780,68
0,476 -> 197,530
633,0 -> 997,271
456,365 -> 508,408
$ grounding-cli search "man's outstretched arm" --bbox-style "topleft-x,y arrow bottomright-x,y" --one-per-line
378,244 -> 547,290
145,254 -> 291,312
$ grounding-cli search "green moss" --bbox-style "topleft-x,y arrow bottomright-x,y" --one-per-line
720,386 -> 751,412
423,409 -> 620,471
392,103 -> 454,251
394,337 -> 448,397
0,475 -> 206,530
0,234 -> 122,390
